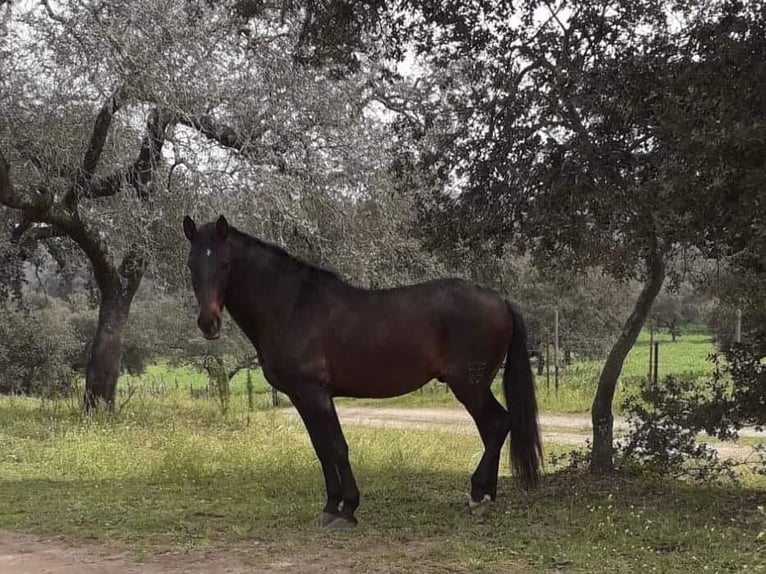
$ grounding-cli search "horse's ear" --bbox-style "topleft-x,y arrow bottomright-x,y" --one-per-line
183,216 -> 196,242
216,215 -> 229,240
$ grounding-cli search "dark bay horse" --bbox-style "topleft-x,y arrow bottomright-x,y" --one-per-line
183,215 -> 542,528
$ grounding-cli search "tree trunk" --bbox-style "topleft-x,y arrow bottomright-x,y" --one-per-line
82,248 -> 144,411
590,254 -> 666,473
82,285 -> 136,410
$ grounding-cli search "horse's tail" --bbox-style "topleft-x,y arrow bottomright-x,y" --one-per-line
503,303 -> 542,488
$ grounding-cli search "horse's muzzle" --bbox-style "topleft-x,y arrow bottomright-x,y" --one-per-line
198,313 -> 222,340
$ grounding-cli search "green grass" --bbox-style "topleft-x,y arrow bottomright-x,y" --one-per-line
122,361 -> 271,397
0,395 -> 763,572
536,331 -> 718,413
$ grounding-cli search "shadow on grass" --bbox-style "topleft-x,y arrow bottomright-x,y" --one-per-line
0,464 -> 764,572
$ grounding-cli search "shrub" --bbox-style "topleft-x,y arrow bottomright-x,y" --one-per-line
0,298 -> 80,395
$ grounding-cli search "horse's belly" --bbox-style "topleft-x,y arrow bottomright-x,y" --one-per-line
327,340 -> 439,398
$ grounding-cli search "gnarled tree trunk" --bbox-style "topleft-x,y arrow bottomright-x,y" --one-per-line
591,253 -> 666,473
83,279 -> 140,410
82,244 -> 144,410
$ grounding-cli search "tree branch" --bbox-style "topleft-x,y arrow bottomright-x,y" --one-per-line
64,219 -> 116,290
543,0 -> 569,35
12,221 -> 66,243
177,113 -> 277,162
40,0 -> 66,24
86,107 -> 174,199
66,86 -> 126,209
0,150 -> 61,216
523,47 -> 595,155
2,101 -> 168,301
1,150 -> 77,242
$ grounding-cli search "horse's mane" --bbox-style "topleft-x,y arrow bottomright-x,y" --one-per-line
229,226 -> 344,285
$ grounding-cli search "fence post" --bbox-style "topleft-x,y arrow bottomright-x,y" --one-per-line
653,341 -> 659,386
648,327 -> 654,380
554,308 -> 560,394
735,309 -> 742,343
246,369 -> 254,413
545,340 -> 550,392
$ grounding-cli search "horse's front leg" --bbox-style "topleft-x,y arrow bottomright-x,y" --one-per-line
290,385 -> 360,529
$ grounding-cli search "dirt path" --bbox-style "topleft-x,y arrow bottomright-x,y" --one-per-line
0,531 -> 347,574
315,406 -> 763,460
332,406 -> 765,438
0,531 -> 239,574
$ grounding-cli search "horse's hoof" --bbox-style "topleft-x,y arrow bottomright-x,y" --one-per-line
319,512 -> 339,527
467,493 -> 494,516
326,516 -> 357,529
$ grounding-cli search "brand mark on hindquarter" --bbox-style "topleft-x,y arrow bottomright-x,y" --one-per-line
468,362 -> 488,385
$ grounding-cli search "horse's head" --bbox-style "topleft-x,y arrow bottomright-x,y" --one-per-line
183,214 -> 232,340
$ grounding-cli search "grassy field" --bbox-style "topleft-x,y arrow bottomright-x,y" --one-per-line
534,330 -> 717,413
125,331 -> 717,415
0,395 -> 763,572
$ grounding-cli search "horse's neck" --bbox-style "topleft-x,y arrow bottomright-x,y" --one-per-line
224,241 -> 304,354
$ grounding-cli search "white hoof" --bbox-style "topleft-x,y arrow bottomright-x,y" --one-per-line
467,493 -> 493,516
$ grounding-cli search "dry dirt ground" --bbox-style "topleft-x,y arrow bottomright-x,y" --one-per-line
2,406 -> 763,573
0,531 -> 353,574
326,405 -> 765,461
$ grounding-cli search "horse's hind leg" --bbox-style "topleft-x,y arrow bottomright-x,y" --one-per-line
447,378 -> 509,509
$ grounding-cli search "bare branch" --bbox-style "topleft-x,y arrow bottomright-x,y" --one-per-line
116,385 -> 138,415
0,156 -> 113,288
521,46 -> 595,154
1,149 -> 78,242
64,219 -> 116,290
543,0 -> 569,35
86,107 -> 174,199
11,221 -> 67,268
177,113 -> 276,161
40,0 -> 66,24
18,223 -> 67,242
65,87 -> 126,209
367,87 -> 426,131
